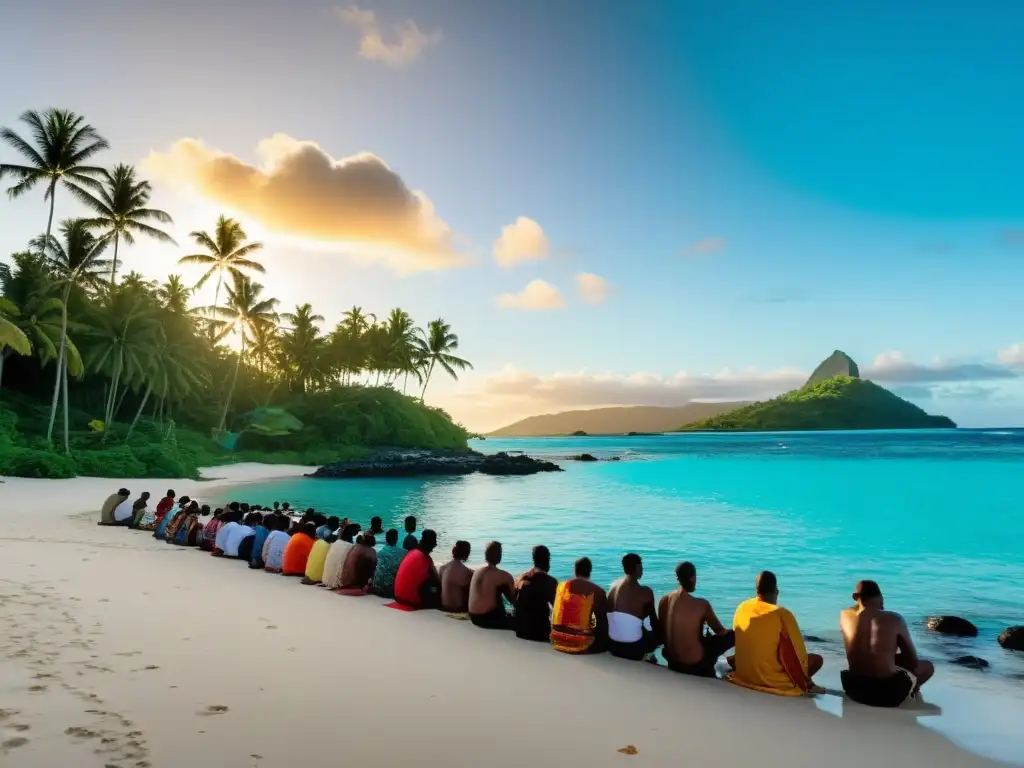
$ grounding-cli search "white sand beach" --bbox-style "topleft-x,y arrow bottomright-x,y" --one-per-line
0,464 -> 1012,767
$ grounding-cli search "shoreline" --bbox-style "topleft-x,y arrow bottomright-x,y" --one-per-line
0,464 -> 1018,766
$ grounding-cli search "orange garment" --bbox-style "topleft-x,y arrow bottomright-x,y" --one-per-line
281,533 -> 315,576
728,597 -> 811,696
550,581 -> 596,654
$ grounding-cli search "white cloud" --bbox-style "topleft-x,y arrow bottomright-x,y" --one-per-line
497,279 -> 565,310
865,350 -> 1018,383
493,217 -> 550,267
998,343 -> 1024,367
335,5 -> 441,67
575,272 -> 611,304
688,236 -> 726,255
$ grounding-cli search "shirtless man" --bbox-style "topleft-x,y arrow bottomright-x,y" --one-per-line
840,580 -> 934,707
658,561 -> 735,678
339,533 -> 378,590
439,541 -> 473,613
607,553 -> 661,661
468,541 -> 516,629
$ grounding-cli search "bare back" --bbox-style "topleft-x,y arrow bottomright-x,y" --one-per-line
658,589 -> 720,666
440,560 -> 473,612
468,565 -> 514,614
607,577 -> 655,621
840,606 -> 912,677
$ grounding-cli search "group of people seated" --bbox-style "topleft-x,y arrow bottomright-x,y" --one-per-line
98,487 -> 934,709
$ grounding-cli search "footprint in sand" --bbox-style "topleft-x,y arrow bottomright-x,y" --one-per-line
265,625 -> 278,630
27,685 -> 47,693
1,737 -> 29,751
198,705 -> 229,716
142,665 -> 159,671
65,726 -> 102,739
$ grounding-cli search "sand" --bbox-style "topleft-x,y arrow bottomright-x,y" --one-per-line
0,464 -> 1010,767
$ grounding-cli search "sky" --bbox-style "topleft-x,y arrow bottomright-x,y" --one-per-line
1,0 -> 1023,431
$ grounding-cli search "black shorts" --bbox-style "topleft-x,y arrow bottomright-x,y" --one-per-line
667,630 -> 736,678
841,669 -> 916,708
608,630 -> 659,661
470,607 -> 514,630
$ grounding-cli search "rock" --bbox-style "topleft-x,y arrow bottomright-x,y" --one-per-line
308,449 -> 562,479
805,350 -> 860,387
998,626 -> 1024,651
952,655 -> 989,669
574,453 -> 599,462
570,430 -> 588,436
803,635 -> 828,643
926,616 -> 978,637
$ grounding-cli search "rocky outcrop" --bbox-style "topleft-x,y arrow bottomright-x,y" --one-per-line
926,616 -> 978,637
998,626 -> 1024,651
952,655 -> 989,669
308,449 -> 562,479
805,350 -> 860,387
574,454 -> 598,462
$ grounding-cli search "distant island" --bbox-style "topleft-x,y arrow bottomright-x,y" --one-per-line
488,402 -> 747,437
680,351 -> 956,432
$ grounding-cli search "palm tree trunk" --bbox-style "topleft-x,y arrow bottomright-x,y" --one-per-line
420,360 -> 436,401
125,384 -> 153,441
0,349 -> 8,389
402,371 -> 409,394
113,382 -> 130,421
219,337 -> 245,431
210,272 -> 224,342
61,353 -> 70,453
105,357 -> 123,428
46,292 -> 70,445
109,232 -> 120,288
39,180 -> 57,257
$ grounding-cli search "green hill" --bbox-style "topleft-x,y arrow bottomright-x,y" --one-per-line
678,376 -> 956,432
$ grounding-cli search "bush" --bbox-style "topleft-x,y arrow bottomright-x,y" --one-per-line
71,447 -> 146,478
132,445 -> 199,479
0,447 -> 78,478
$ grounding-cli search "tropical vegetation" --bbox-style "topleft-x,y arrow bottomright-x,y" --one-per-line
0,107 -> 473,478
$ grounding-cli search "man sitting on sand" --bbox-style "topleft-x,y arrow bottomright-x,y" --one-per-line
322,523 -> 361,589
262,515 -> 292,573
659,561 -> 734,677
315,516 -> 339,541
128,492 -> 152,528
282,522 -> 316,575
371,529 -> 406,599
339,534 -> 378,590
839,580 -> 934,707
551,557 -> 608,654
514,545 -> 558,642
440,541 -> 473,613
98,488 -> 131,526
394,529 -> 441,609
729,571 -> 823,696
468,541 -> 516,628
607,553 -> 661,661
141,489 -> 175,531
402,515 -> 418,551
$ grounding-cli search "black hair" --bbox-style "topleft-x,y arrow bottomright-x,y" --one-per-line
273,501 -> 280,509
326,516 -> 340,529
676,561 -> 696,592
276,515 -> 291,532
622,552 -> 642,575
312,513 -> 327,527
240,502 -> 250,513
370,516 -> 383,531
200,504 -> 210,514
756,570 -> 778,597
188,500 -> 200,512
532,545 -> 551,572
301,510 -> 315,523
363,533 -> 376,548
341,523 -> 361,542
404,515 -> 417,533
229,501 -> 240,512
484,541 -> 502,566
574,557 -> 593,579
453,540 -> 471,560
853,580 -> 882,602
140,491 -> 151,500
179,495 -> 191,505
282,502 -> 290,511
166,489 -> 175,497
118,488 -> 130,496
385,528 -> 399,546
419,529 -> 437,552
300,522 -> 317,538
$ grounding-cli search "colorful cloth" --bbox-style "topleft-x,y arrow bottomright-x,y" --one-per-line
159,508 -> 187,542
201,518 -> 223,552
262,531 -> 290,572
282,533 -> 315,575
172,515 -> 196,545
249,525 -> 270,567
371,545 -> 406,599
551,581 -> 596,654
314,524 -> 334,541
728,598 -> 811,696
394,549 -> 432,608
186,517 -> 205,547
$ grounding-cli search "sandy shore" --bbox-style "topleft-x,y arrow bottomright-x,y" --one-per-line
0,464 -> 1012,767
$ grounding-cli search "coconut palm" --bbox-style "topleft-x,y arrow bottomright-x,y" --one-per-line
417,318 -> 472,401
178,216 -> 264,340
77,163 -> 175,286
383,308 -> 420,391
157,274 -> 192,315
31,218 -> 110,294
210,274 -> 278,430
0,109 -> 108,259
278,303 -> 326,393
0,297 -> 32,387
126,331 -> 206,440
247,321 -> 280,378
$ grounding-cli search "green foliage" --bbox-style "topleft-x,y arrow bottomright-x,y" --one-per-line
680,376 -> 957,432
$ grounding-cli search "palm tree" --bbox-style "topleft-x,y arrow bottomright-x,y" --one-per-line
247,321 -> 280,378
157,275 -> 192,315
278,303 -> 325,393
77,163 -> 175,286
210,274 -> 278,430
383,307 -> 419,391
31,218 -> 110,294
0,297 -> 32,388
417,318 -> 472,401
126,330 -> 206,440
178,216 -> 264,340
0,109 -> 108,259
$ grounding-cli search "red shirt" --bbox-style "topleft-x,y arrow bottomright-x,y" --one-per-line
154,496 -> 174,523
394,550 -> 432,607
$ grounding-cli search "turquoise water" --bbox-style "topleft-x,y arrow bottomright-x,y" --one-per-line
212,430 -> 1024,762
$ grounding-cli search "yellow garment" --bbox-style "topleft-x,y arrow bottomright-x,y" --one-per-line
550,581 -> 596,654
304,539 -> 331,583
728,597 -> 809,696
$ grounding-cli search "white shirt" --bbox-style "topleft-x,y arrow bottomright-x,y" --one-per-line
113,498 -> 134,522
215,521 -> 239,552
223,525 -> 254,558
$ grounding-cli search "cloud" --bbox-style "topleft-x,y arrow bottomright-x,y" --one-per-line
998,343 -> 1024,367
575,272 -> 611,305
931,384 -> 1001,401
889,385 -> 934,400
335,5 -> 441,67
142,134 -> 464,274
497,279 -> 565,310
493,217 -> 550,267
687,236 -> 726,256
864,351 -> 1019,384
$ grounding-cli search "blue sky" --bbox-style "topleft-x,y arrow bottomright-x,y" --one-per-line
1,0 -> 1022,430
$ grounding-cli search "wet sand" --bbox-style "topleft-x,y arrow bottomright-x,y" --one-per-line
0,465 -> 1011,767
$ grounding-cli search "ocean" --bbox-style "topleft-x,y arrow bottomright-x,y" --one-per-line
211,429 -> 1024,763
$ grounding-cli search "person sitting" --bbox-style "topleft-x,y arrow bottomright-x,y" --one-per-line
140,489 -> 175,531
236,512 -> 262,560
153,495 -> 187,539
302,532 -> 332,584
282,522 -> 316,576
248,513 -> 271,569
186,505 -> 211,547
171,502 -> 200,546
659,561 -> 734,677
160,497 -> 193,542
262,515 -> 292,573
322,523 -> 361,589
839,580 -> 934,707
468,541 -> 516,629
607,553 -> 661,661
402,515 -> 418,551
315,516 -> 338,541
439,541 -> 474,613
370,529 -> 406,599
111,491 -> 136,527
513,545 -> 558,642
213,509 -> 243,556
339,534 -> 378,591
551,557 -> 608,654
99,488 -> 131,526
128,492 -> 152,529
201,503 -> 232,551
729,571 -> 823,696
394,529 -> 440,609
221,512 -> 256,559
368,516 -> 384,539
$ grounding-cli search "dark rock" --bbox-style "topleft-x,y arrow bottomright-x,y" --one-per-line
805,350 -> 860,387
926,616 -> 978,637
570,430 -> 588,436
574,453 -> 599,462
610,456 -> 621,461
952,655 -> 989,669
803,635 -> 828,643
998,626 -> 1024,651
308,449 -> 562,479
